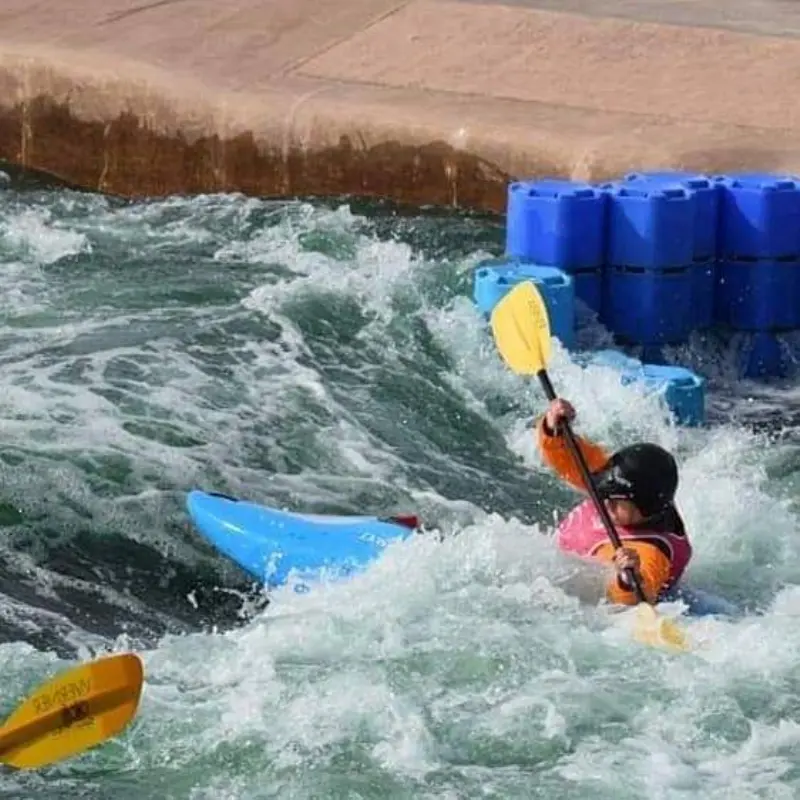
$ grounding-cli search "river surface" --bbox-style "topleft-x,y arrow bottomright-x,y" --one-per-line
1,165 -> 799,799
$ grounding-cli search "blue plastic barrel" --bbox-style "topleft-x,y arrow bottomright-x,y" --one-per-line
692,260 -> 717,330
603,267 -> 694,345
505,180 -> 606,269
624,171 -> 719,262
604,182 -> 694,269
715,260 -> 800,331
738,332 -> 789,379
472,259 -> 576,348
716,173 -> 800,260
570,270 -> 603,315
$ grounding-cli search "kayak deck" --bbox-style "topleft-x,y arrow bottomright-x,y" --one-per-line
186,490 -> 417,587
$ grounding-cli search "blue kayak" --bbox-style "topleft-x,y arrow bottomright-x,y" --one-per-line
661,584 -> 740,618
186,490 -> 418,589
186,490 -> 739,616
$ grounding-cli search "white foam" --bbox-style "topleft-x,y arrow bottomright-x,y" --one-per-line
0,206 -> 88,265
0,193 -> 799,798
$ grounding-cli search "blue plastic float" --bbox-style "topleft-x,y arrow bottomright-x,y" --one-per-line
473,261 -> 576,349
585,349 -> 705,427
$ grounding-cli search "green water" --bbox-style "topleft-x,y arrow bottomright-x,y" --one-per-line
1,166 -> 800,798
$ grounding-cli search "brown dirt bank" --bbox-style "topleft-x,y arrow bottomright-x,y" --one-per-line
2,0 -> 800,213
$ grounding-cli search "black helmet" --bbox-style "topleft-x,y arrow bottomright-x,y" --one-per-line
593,443 -> 678,518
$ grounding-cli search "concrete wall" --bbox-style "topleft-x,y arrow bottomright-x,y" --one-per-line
2,0 -> 799,211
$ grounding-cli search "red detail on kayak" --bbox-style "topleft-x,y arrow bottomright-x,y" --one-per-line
388,514 -> 420,530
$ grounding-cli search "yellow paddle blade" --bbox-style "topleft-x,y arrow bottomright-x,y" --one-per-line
489,281 -> 553,375
0,652 -> 144,770
633,604 -> 691,653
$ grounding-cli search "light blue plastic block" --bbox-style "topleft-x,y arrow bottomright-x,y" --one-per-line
587,349 -> 705,426
473,259 -> 576,349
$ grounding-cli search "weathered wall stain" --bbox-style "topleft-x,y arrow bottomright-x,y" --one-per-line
0,95 -> 522,211
3,93 -> 800,215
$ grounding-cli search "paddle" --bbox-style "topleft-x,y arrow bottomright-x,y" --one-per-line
489,280 -> 689,653
0,652 -> 144,770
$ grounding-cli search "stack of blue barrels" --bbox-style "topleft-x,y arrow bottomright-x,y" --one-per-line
603,172 -> 718,355
473,169 -> 800,427
715,174 -> 800,377
622,172 -> 718,335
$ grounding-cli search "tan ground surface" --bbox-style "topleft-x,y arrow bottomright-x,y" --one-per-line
1,0 -> 799,211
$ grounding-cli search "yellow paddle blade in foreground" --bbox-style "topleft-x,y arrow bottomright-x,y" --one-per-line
490,280 -> 552,375
0,652 -> 144,770
634,604 -> 690,653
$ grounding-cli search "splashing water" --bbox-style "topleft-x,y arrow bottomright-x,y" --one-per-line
0,175 -> 798,798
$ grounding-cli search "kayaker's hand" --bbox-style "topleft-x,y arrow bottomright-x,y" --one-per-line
613,547 -> 641,584
545,398 -> 576,433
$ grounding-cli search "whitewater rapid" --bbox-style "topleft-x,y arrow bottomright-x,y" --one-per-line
0,179 -> 798,798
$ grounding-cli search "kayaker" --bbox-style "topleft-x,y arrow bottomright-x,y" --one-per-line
537,397 -> 692,606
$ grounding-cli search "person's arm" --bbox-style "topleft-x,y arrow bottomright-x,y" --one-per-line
594,540 -> 672,605
536,416 -> 610,493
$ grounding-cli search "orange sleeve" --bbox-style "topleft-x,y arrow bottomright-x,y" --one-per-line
536,416 -> 610,493
593,541 -> 672,605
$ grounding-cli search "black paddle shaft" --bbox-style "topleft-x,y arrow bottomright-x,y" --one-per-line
537,369 -> 649,605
